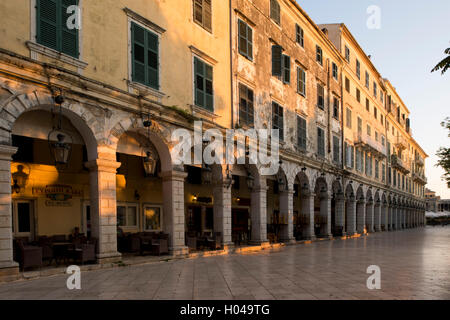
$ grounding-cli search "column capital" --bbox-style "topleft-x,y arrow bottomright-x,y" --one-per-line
0,144 -> 18,160
160,170 -> 188,182
280,189 -> 295,196
85,159 -> 121,173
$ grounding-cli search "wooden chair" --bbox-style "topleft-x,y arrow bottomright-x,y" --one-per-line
16,239 -> 43,271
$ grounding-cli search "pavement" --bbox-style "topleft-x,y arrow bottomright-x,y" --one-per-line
0,226 -> 449,300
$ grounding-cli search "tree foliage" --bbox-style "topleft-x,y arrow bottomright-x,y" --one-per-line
432,47 -> 450,75
436,117 -> 450,188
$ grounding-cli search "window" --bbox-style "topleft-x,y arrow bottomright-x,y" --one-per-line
380,91 -> 384,104
373,82 -> 377,97
332,63 -> 338,80
333,96 -> 339,119
317,127 -> 325,158
117,204 -> 138,228
131,22 -> 159,90
271,45 -> 283,77
365,71 -> 370,88
144,205 -> 162,231
297,66 -> 306,96
380,114 -> 384,125
346,108 -> 352,129
374,107 -> 378,119
345,46 -> 350,62
270,0 -> 280,25
357,117 -> 362,135
356,88 -> 361,102
193,0 -> 212,32
297,116 -> 307,150
356,59 -> 361,79
375,131 -> 379,142
238,19 -> 253,60
316,45 -> 323,65
296,24 -> 304,47
356,149 -> 362,172
365,153 -> 372,176
272,102 -> 284,141
282,55 -> 291,84
367,124 -> 371,137
366,98 -> 370,111
36,0 -> 79,58
194,57 -> 214,111
317,83 -> 324,109
381,135 -> 385,147
382,163 -> 386,183
375,159 -> 379,179
333,136 -> 340,164
345,77 -> 350,93
345,143 -> 355,168
239,84 -> 254,127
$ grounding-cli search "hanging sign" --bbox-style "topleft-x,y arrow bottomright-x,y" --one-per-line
32,184 -> 83,207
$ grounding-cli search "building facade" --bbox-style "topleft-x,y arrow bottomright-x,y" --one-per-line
0,0 -> 427,280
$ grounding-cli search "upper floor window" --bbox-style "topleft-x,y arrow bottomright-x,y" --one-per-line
373,82 -> 378,97
333,135 -> 340,164
239,84 -> 254,127
194,57 -> 214,111
374,107 -> 378,119
316,45 -> 323,66
357,117 -> 362,135
270,0 -> 281,25
271,45 -> 282,77
332,63 -> 338,80
333,96 -> 339,119
296,24 -> 304,47
356,88 -> 361,102
367,124 -> 371,136
356,59 -> 361,79
238,19 -> 253,60
346,108 -> 352,129
282,55 -> 291,84
317,83 -> 325,109
345,46 -> 350,62
193,0 -> 212,32
365,71 -> 370,89
36,0 -> 79,58
297,66 -> 306,96
366,98 -> 370,112
317,127 -> 325,158
297,116 -> 307,150
272,102 -> 284,141
345,77 -> 350,93
131,22 -> 159,90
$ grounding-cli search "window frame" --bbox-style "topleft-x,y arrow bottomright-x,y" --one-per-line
238,19 -> 253,61
117,202 -> 139,229
272,101 -> 284,142
296,24 -> 304,47
356,59 -> 361,79
238,83 -> 255,128
297,115 -> 307,151
270,0 -> 281,25
143,204 -> 163,232
317,127 -> 325,158
345,46 -> 350,62
193,56 -> 214,112
316,45 -> 323,66
333,135 -> 340,164
193,0 -> 212,33
317,83 -> 325,110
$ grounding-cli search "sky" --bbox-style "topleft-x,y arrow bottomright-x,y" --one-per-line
297,0 -> 450,198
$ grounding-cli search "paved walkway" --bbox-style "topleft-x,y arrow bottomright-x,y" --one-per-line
0,227 -> 449,300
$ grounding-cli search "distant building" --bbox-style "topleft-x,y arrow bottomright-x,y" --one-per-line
425,189 -> 449,212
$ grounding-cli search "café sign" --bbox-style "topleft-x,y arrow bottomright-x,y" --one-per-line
32,184 -> 83,207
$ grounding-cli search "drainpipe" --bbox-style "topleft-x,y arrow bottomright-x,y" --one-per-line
229,0 -> 234,129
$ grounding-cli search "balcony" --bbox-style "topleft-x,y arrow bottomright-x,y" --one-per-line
394,135 -> 408,151
391,154 -> 410,174
412,172 -> 427,185
354,133 -> 386,158
415,155 -> 424,167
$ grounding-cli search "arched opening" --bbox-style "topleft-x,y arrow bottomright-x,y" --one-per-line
10,108 -> 97,267
365,188 -> 373,233
345,183 -> 356,235
356,185 -> 365,234
266,168 -> 288,244
313,176 -> 329,238
293,171 -> 311,240
331,179 -> 344,237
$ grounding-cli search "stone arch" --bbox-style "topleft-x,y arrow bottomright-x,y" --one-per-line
108,116 -> 174,172
0,90 -> 100,160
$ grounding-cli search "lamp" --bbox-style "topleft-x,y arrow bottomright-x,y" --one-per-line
278,176 -> 286,192
48,94 -> 72,166
11,179 -> 20,194
142,115 -> 159,176
11,165 -> 28,194
223,165 -> 233,189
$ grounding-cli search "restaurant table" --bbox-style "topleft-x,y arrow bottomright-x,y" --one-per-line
52,242 -> 73,265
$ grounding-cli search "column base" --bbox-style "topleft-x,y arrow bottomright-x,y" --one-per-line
0,262 -> 20,282
96,252 -> 122,264
170,246 -> 189,257
248,240 -> 270,247
222,242 -> 235,251
280,238 -> 297,245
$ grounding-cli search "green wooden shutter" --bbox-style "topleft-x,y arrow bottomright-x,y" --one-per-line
132,23 -> 146,85
61,0 -> 79,58
204,63 -> 213,111
272,45 -> 282,77
146,30 -> 159,89
283,55 -> 290,84
37,0 -> 58,50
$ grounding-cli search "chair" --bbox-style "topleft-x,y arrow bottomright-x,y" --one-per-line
38,236 -> 54,265
16,239 -> 43,271
151,233 -> 169,256
139,234 -> 154,255
205,232 -> 221,250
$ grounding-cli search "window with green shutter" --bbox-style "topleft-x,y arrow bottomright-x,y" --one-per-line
297,116 -> 307,150
131,22 -> 159,90
317,127 -> 325,158
296,24 -> 304,47
36,0 -> 79,58
193,0 -> 212,32
239,84 -> 254,127
333,135 -> 340,164
194,57 -> 214,112
297,66 -> 306,96
270,0 -> 280,25
282,55 -> 290,84
272,102 -> 284,142
238,19 -> 253,60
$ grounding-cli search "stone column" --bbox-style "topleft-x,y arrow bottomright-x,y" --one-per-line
0,145 -> 18,280
335,193 -> 346,236
213,182 -> 232,247
86,158 -> 122,263
250,181 -> 268,244
374,201 -> 381,232
161,170 -> 189,256
356,199 -> 366,234
398,207 -> 403,230
346,197 -> 357,236
301,192 -> 315,240
366,201 -> 374,233
393,206 -> 398,230
381,203 -> 387,231
319,193 -> 332,238
279,190 -> 295,242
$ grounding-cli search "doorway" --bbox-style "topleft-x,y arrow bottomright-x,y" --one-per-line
12,200 -> 34,240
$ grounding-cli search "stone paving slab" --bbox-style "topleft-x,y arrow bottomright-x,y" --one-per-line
0,227 -> 448,300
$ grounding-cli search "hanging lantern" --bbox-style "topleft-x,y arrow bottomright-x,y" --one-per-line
246,172 -> 255,190
143,150 -> 157,176
49,132 -> 72,165
278,176 -> 286,192
202,164 -> 212,184
223,165 -> 233,189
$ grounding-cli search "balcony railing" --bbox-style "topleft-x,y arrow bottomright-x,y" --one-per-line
391,154 -> 410,174
394,135 -> 408,150
415,155 -> 424,167
354,133 -> 386,158
412,172 -> 427,185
